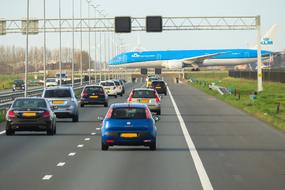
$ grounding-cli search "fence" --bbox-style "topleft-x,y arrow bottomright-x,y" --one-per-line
228,69 -> 285,83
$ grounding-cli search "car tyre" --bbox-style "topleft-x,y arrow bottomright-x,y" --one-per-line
149,141 -> 156,150
104,102 -> 108,107
80,103 -> 85,108
6,128 -> 15,136
114,95 -> 117,98
101,143 -> 109,151
164,91 -> 167,96
72,114 -> 79,122
53,123 -> 57,135
47,126 -> 54,136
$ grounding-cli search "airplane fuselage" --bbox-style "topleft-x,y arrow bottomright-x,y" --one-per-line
109,49 -> 271,69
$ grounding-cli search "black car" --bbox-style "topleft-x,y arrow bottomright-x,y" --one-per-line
80,85 -> 108,107
6,97 -> 57,136
151,80 -> 167,95
12,80 -> 25,91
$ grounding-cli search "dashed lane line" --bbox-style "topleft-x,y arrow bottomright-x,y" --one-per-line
77,144 -> 84,148
0,130 -> 5,135
42,175 -> 53,180
68,152 -> 76,156
56,162 -> 66,167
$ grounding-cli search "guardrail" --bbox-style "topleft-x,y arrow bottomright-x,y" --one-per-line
0,81 -> 90,110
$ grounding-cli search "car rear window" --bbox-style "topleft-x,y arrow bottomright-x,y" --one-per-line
46,78 -> 56,82
44,89 -> 72,98
132,90 -> 156,98
111,107 -> 146,119
100,82 -> 114,86
114,81 -> 120,86
85,86 -> 104,93
13,99 -> 47,108
152,81 -> 165,86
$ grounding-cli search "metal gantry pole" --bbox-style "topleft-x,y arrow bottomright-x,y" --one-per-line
99,31 -> 102,81
256,16 -> 263,92
24,0 -> 29,97
43,0 -> 47,88
91,4 -> 98,83
71,0 -> 75,87
59,0 -> 62,86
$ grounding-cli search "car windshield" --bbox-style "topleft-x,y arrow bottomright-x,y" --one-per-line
14,80 -> 24,84
111,107 -> 146,119
44,89 -> 72,98
13,99 -> 47,108
100,82 -> 114,86
133,90 -> 156,98
85,86 -> 104,93
46,78 -> 56,82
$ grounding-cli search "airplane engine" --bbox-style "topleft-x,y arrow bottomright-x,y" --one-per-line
162,60 -> 183,69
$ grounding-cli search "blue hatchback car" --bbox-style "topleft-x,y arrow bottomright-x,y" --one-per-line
100,103 -> 157,151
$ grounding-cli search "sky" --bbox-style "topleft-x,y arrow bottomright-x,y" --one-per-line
0,0 -> 284,60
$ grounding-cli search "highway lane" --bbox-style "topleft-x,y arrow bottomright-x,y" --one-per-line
0,81 -> 204,190
0,79 -> 285,190
168,81 -> 285,190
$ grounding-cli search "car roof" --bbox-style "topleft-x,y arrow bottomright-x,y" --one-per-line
111,103 -> 147,109
132,88 -> 155,91
84,85 -> 103,87
44,86 -> 72,90
14,97 -> 46,101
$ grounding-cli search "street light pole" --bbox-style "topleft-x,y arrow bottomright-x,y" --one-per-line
71,0 -> 75,87
59,0 -> 62,86
43,0 -> 46,88
24,0 -> 29,97
80,0 -> 83,85
87,0 -> 91,84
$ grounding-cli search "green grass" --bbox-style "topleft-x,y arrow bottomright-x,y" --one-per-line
185,71 -> 285,131
0,74 -> 42,90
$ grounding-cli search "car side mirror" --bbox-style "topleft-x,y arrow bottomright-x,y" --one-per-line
153,115 -> 160,122
97,116 -> 104,122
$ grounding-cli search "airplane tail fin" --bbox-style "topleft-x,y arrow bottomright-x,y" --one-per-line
253,24 -> 279,51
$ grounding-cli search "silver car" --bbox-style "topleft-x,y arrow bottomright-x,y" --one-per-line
42,86 -> 79,122
127,88 -> 161,115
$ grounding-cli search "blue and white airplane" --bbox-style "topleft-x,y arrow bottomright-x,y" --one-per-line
109,25 -> 278,70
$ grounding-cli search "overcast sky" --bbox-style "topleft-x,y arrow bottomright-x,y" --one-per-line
0,0 -> 284,59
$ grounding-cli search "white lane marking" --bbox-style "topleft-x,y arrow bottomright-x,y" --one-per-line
42,175 -> 53,180
0,130 -> 5,135
84,138 -> 91,141
77,144 -> 84,148
96,128 -> 101,131
167,86 -> 214,190
56,162 -> 66,167
68,152 -> 76,156
91,132 -> 96,135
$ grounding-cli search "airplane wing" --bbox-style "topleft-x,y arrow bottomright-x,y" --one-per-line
181,52 -> 229,65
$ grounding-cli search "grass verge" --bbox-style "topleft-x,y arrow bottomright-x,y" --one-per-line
185,71 -> 285,131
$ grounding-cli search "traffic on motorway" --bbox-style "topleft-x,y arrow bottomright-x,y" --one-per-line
4,76 -> 165,150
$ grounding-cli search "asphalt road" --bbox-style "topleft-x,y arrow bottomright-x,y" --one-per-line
0,80 -> 285,190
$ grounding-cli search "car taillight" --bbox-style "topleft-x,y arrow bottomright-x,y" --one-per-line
81,91 -> 88,97
145,108 -> 152,119
106,108 -> 113,119
43,111 -> 50,118
156,93 -> 160,103
8,110 -> 15,118
128,90 -> 133,102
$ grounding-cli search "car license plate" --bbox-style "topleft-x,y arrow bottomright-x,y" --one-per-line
156,86 -> 161,89
120,133 -> 138,138
140,99 -> 149,103
52,100 -> 64,105
22,112 -> 36,117
90,96 -> 98,99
